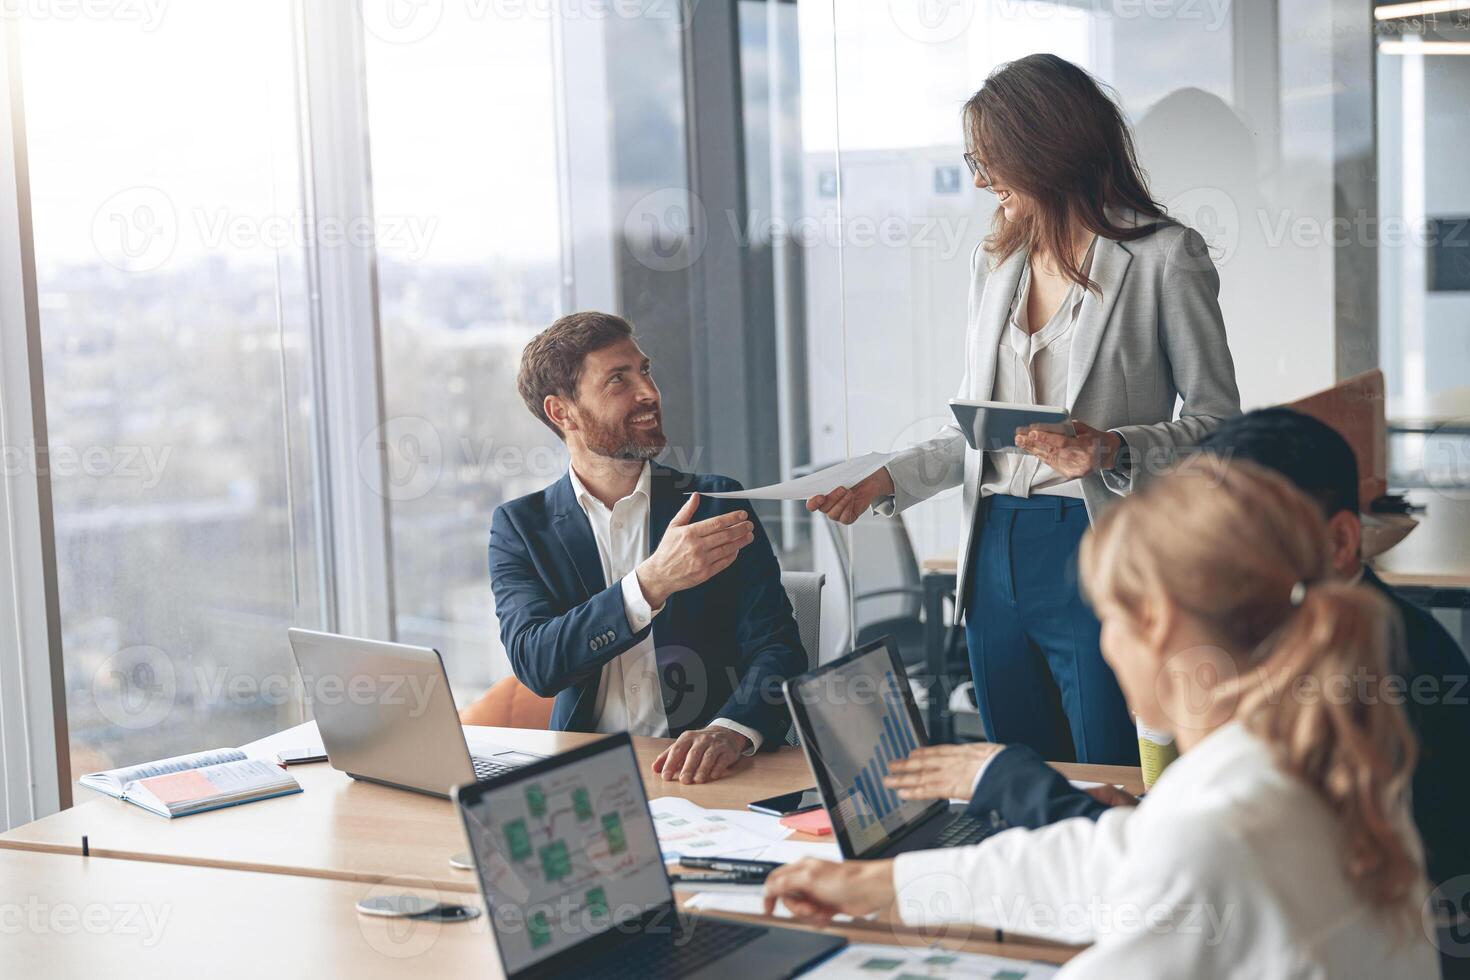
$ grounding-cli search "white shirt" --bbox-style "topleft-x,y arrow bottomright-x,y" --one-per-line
896,722 -> 1437,979
980,243 -> 1095,499
568,463 -> 761,752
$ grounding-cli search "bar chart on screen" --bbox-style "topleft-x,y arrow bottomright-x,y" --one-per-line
847,670 -> 919,831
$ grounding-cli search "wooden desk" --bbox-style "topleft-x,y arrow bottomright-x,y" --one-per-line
2,845 -> 1076,976
1,724 -> 1141,892
2,848 -> 504,978
0,724 -> 772,894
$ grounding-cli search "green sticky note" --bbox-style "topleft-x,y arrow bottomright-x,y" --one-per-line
526,784 -> 546,818
573,787 -> 594,822
860,958 -> 903,971
586,885 -> 608,919
539,840 -> 571,881
504,818 -> 532,861
602,812 -> 627,854
528,910 -> 551,948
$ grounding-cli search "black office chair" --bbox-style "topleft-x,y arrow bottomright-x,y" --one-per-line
823,513 -> 930,669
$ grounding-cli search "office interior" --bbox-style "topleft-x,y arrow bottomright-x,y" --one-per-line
0,0 -> 1468,972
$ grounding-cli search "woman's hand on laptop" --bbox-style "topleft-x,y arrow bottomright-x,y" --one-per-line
763,858 -> 894,922
883,743 -> 1005,801
651,727 -> 751,784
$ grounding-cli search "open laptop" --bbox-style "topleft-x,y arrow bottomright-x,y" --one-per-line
453,733 -> 845,980
785,637 -> 1002,860
287,628 -> 544,798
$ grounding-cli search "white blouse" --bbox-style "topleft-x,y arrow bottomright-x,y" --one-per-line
891,722 -> 1438,979
980,241 -> 1095,500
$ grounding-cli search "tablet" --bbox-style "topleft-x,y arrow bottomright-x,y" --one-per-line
949,398 -> 1074,452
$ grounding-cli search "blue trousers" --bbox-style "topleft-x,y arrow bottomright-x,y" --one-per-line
963,494 -> 1138,766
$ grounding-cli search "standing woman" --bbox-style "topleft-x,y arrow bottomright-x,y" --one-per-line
808,54 -> 1239,765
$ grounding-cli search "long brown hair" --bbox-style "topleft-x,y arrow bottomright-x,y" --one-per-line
963,53 -> 1167,290
1080,459 -> 1423,925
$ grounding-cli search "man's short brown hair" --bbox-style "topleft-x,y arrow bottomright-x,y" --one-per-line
517,311 -> 635,438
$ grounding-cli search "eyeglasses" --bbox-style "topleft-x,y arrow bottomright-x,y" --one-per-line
962,152 -> 991,187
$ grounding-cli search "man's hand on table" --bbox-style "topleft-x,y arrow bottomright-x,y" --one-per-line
651,727 -> 752,784
882,743 -> 1005,801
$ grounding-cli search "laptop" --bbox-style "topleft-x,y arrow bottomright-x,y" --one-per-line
453,733 -> 845,980
784,637 -> 1002,860
286,628 -> 544,798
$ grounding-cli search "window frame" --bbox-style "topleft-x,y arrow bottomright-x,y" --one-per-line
0,21 -> 71,827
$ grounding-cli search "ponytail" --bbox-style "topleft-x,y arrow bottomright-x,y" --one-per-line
1081,459 -> 1426,928
1233,582 -> 1421,924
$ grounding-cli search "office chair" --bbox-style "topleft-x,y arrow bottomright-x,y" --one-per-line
822,512 -> 935,671
780,570 -> 825,746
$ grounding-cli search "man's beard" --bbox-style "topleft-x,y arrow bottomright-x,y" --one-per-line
578,408 -> 667,461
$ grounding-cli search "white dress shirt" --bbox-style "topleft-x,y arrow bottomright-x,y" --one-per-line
980,242 -> 1095,499
896,722 -> 1437,979
568,463 -> 761,751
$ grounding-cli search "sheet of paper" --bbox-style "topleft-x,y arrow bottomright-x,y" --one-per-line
650,797 -> 790,860
805,942 -> 1059,979
697,452 -> 896,501
683,890 -> 861,922
751,839 -> 842,864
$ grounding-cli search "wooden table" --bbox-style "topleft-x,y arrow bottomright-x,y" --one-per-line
2,846 -> 1078,975
2,848 -> 502,977
0,723 -> 1142,891
1,723 -> 1140,971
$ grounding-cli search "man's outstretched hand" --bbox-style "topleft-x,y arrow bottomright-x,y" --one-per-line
636,493 -> 754,609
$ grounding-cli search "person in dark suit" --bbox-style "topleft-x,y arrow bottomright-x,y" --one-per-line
490,311 -> 806,785
882,407 -> 1470,974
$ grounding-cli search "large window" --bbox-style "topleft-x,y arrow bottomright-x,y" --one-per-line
21,3 -> 323,786
362,3 -> 565,698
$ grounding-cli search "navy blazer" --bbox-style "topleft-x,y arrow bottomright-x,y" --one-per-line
966,567 -> 1470,887
488,462 -> 806,747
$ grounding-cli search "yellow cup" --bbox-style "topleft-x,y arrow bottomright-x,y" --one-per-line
1136,722 -> 1179,790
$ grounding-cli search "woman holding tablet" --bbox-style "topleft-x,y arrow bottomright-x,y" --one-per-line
772,461 -> 1437,978
808,54 -> 1239,764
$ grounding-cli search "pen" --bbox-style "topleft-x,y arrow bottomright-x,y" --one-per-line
679,857 -> 780,875
669,872 -> 768,885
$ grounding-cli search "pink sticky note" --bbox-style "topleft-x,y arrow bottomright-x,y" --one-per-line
139,769 -> 217,804
780,808 -> 832,836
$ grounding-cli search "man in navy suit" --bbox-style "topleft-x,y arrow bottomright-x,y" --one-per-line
490,311 -> 806,784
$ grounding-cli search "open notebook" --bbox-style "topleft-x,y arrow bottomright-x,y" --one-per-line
79,748 -> 301,818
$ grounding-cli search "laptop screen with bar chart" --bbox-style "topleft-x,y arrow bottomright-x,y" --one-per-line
784,639 -> 947,858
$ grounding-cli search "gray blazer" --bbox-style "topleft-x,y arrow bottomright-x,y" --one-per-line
885,213 -> 1241,606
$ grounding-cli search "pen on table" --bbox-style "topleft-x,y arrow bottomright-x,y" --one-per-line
669,872 -> 768,886
678,857 -> 780,875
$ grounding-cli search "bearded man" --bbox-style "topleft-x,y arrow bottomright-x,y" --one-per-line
489,312 -> 807,784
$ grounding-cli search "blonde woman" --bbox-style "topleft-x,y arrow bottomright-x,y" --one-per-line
766,460 -> 1437,977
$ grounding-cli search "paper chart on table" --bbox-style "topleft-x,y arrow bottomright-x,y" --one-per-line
650,797 -> 791,860
804,943 -> 1059,979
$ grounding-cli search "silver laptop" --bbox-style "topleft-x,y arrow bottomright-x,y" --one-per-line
286,628 -> 544,798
